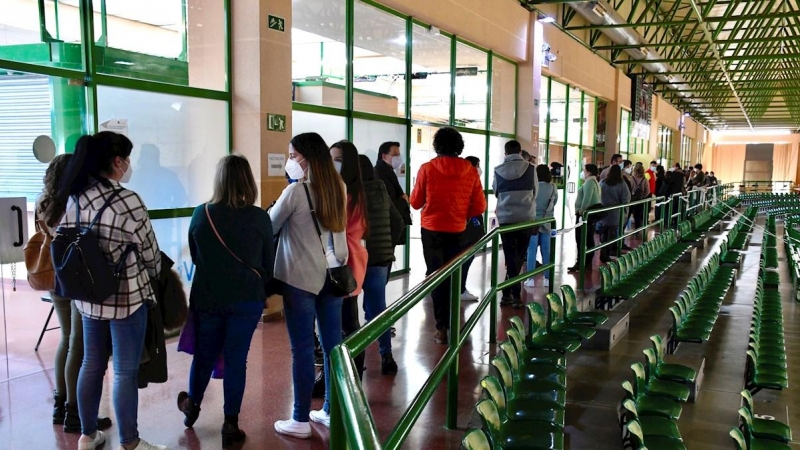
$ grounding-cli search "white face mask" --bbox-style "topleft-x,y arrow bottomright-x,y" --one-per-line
285,157 -> 306,181
119,159 -> 133,184
668,167 -> 676,172
625,167 -> 632,175
651,165 -> 657,171
476,167 -> 481,176
391,155 -> 403,170
333,161 -> 342,174
579,171 -> 586,180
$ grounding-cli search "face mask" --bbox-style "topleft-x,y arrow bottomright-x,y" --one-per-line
625,167 -> 632,175
668,167 -> 676,172
285,157 -> 306,181
120,159 -> 133,184
579,172 -> 586,180
476,167 -> 481,176
651,165 -> 657,171
391,155 -> 403,170
333,161 -> 342,174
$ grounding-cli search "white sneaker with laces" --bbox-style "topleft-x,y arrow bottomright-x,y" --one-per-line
78,431 -> 105,450
274,419 -> 312,439
126,438 -> 170,450
309,409 -> 331,428
524,278 -> 535,288
460,290 -> 479,301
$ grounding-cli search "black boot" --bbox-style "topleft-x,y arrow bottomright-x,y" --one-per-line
311,370 -> 325,398
53,391 -> 66,425
221,415 -> 246,448
177,391 -> 201,428
63,402 -> 112,433
381,353 -> 398,375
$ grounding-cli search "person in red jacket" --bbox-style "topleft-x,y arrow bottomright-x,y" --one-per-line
645,160 -> 657,196
410,127 -> 486,344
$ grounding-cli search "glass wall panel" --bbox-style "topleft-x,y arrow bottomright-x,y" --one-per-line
292,0 -> 347,106
352,1 -> 406,117
619,109 -> 631,156
408,123 -> 441,237
152,216 -> 193,288
292,110 -> 347,148
539,79 -> 549,139
548,81 -> 567,145
488,135 -> 512,190
491,56 -> 515,133
0,0 -> 83,69
583,96 -> 595,148
93,0 -> 226,90
567,87 -> 582,145
97,86 -> 228,210
454,43 -> 487,130
459,131 -> 487,186
411,25 -> 451,123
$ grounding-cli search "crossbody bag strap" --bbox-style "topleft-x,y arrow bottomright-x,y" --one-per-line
301,183 -> 333,268
204,203 -> 262,279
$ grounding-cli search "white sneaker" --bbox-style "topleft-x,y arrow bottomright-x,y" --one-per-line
126,439 -> 170,450
78,431 -> 105,450
524,278 -> 535,288
461,290 -> 479,301
543,279 -> 550,288
309,409 -> 331,428
274,419 -> 312,439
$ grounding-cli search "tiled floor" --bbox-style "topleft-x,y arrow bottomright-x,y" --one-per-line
0,221 -> 797,450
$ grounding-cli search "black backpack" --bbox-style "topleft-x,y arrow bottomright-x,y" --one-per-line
51,190 -> 136,304
631,179 -> 645,201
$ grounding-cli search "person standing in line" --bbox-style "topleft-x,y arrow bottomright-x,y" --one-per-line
176,155 -> 273,448
629,163 -> 652,236
645,161 -> 657,196
525,164 -> 557,288
56,132 -> 166,450
358,154 -> 402,373
568,164 -> 602,273
659,164 -> 685,228
599,153 -> 623,181
272,133 -> 348,438
36,154 -> 113,434
409,127 -> 486,344
687,163 -> 707,190
599,165 -> 631,263
655,165 -> 667,223
707,171 -> 718,186
493,140 -> 538,308
461,156 -> 486,301
375,141 -> 412,248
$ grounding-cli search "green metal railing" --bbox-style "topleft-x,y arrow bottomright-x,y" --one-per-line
577,196 -> 664,291
328,217 -> 557,450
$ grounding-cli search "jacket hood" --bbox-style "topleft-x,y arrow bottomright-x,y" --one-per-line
495,154 -> 529,180
428,156 -> 476,179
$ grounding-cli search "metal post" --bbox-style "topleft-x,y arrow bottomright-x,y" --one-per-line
617,207 -> 624,257
489,235 -> 499,343
445,266 -> 462,430
329,373 -> 345,449
578,212 -> 587,291
548,226 -> 556,294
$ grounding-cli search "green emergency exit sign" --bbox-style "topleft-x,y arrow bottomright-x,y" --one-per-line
268,114 -> 286,132
268,15 -> 285,32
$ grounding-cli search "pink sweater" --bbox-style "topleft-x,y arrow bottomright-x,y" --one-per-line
345,199 -> 368,297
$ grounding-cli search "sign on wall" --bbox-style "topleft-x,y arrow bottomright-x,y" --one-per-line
268,15 -> 285,32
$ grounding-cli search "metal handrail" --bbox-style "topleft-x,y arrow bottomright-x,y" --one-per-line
328,217 -> 557,450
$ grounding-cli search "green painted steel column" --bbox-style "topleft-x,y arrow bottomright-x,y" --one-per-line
445,266 -> 462,430
50,78 -> 88,154
544,77 -> 552,163
560,86 -> 569,228
483,52 -> 493,234
403,17 -> 413,273
98,0 -> 108,46
489,234 -> 499,343
345,0 -> 355,140
80,0 -> 98,133
449,36 -> 456,126
224,0 -> 232,153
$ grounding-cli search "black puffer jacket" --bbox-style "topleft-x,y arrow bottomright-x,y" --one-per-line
364,179 -> 403,266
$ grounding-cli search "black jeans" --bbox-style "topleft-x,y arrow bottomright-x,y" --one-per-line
500,228 -> 531,298
575,214 -> 597,266
421,228 -> 465,330
600,225 -> 619,261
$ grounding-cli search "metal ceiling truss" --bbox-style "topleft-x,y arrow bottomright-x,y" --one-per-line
520,0 -> 800,129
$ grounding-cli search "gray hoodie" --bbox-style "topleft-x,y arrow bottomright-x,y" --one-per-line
492,154 -> 538,225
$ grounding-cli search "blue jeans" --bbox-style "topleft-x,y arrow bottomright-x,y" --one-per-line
188,301 -> 263,416
362,265 -> 392,355
78,305 -> 147,444
283,282 -> 343,421
527,231 -> 551,279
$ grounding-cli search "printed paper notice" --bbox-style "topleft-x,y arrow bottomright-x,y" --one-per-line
99,119 -> 129,136
268,153 -> 285,177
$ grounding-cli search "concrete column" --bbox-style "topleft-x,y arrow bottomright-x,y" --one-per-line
516,16 -> 543,158
232,0 -> 292,319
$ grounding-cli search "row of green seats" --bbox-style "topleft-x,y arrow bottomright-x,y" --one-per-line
462,287 -> 607,449
783,219 -> 800,299
669,253 -> 735,344
720,238 -> 743,268
762,218 -> 779,270
597,230 -> 692,310
620,335 -> 696,449
729,212 -> 755,250
746,278 -> 788,394
730,389 -> 793,449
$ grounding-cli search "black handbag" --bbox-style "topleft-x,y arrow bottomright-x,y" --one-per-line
302,183 -> 357,297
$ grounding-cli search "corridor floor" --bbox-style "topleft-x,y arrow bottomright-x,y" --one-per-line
0,222 -> 797,449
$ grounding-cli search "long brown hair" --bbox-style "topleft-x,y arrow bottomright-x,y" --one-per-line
39,153 -> 73,228
210,154 -> 258,208
291,133 -> 346,232
330,140 -> 368,234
